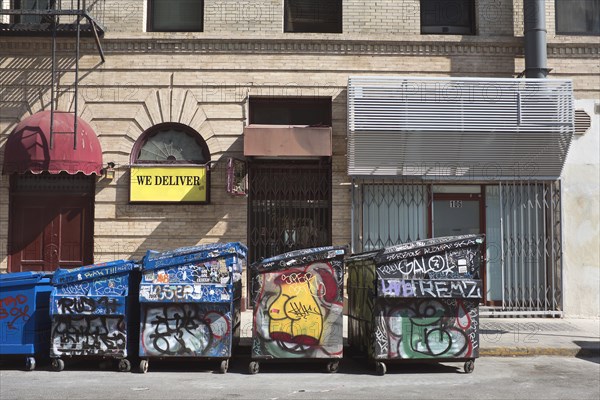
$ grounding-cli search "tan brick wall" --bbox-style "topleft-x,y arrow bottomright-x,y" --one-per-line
90,0 -> 562,38
1,1 -> 598,319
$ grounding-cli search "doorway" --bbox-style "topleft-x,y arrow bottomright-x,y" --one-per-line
431,186 -> 486,302
8,173 -> 94,272
247,159 -> 332,301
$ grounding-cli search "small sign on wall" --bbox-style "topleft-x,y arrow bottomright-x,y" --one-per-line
449,200 -> 463,208
130,166 -> 209,203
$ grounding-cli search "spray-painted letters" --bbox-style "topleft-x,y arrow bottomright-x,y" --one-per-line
379,279 -> 481,299
0,295 -> 30,330
50,315 -> 127,357
53,296 -> 123,315
140,303 -> 232,357
252,256 -> 345,359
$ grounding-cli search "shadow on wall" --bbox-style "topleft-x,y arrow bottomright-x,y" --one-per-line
93,134 -> 247,263
449,0 -> 516,77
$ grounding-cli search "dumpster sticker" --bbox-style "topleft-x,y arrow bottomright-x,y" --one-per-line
139,284 -> 231,302
50,315 -> 127,357
0,294 -> 30,330
252,260 -> 344,359
140,303 -> 232,357
143,261 -> 232,285
374,299 -> 479,360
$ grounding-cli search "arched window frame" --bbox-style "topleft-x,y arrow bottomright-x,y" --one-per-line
130,122 -> 211,165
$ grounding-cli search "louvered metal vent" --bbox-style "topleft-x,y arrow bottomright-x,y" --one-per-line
348,76 -> 574,180
574,109 -> 592,136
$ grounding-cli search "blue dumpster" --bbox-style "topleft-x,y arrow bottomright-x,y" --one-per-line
347,234 -> 485,375
0,272 -> 53,370
49,260 -> 140,372
249,246 -> 346,374
138,242 -> 247,373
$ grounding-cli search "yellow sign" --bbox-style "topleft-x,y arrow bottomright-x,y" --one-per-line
130,166 -> 208,203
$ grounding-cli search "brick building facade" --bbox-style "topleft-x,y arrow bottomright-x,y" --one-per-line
0,1 -> 598,317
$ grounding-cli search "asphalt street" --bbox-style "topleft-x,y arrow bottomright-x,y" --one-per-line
1,355 -> 599,400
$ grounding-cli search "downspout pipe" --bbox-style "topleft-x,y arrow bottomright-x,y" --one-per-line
523,0 -> 550,78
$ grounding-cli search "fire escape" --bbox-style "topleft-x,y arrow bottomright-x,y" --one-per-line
0,0 -> 106,149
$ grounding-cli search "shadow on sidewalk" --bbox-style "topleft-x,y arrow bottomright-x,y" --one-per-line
573,340 -> 600,362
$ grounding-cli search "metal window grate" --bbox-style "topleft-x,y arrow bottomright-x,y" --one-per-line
247,160 -> 332,264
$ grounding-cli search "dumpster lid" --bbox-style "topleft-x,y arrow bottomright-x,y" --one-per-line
143,242 -> 247,270
251,246 -> 346,272
0,271 -> 52,287
52,260 -> 139,285
365,234 -> 485,264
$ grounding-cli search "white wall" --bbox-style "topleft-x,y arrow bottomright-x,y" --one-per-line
562,99 -> 600,318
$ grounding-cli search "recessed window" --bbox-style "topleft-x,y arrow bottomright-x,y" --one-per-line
147,0 -> 204,32
555,0 -> 600,35
12,0 -> 54,24
420,0 -> 475,35
249,97 -> 332,126
131,123 -> 210,164
284,0 -> 342,33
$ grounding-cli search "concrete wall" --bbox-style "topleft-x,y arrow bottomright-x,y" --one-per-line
562,99 -> 600,318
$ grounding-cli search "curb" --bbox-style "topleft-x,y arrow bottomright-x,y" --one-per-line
480,346 -> 600,357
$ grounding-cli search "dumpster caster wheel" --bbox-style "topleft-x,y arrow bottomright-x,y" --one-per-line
139,360 -> 149,374
375,361 -> 387,376
51,359 -> 64,372
249,361 -> 260,375
118,359 -> 131,372
464,360 -> 475,374
219,359 -> 229,374
326,361 -> 339,373
25,357 -> 36,371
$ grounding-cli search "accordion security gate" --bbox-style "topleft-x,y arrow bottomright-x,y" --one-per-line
247,161 -> 332,301
352,179 -> 563,316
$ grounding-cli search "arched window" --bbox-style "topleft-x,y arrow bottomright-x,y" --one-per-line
131,123 -> 210,164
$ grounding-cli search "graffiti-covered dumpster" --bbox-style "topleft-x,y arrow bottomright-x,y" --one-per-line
49,260 -> 140,372
138,242 -> 247,374
0,272 -> 53,370
347,234 -> 484,375
249,246 -> 346,374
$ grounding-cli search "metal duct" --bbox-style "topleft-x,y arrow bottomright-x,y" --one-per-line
524,0 -> 549,78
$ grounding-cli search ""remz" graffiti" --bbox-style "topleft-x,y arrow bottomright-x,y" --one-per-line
379,279 -> 481,299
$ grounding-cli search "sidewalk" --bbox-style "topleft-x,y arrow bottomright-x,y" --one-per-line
238,311 -> 600,357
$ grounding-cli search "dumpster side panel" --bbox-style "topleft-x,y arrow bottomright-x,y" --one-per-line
346,257 -> 377,360
139,245 -> 245,361
0,276 -> 52,356
139,302 -> 233,358
49,267 -> 136,359
252,256 -> 345,359
373,298 -> 480,360
50,315 -> 127,357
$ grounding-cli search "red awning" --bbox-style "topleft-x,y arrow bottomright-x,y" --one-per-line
3,111 -> 103,175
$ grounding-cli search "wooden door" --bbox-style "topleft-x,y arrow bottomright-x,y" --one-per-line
8,174 -> 94,272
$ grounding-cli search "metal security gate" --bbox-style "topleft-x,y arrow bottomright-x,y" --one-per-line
352,180 -> 429,252
485,181 -> 563,316
352,179 -> 564,316
248,160 -> 332,265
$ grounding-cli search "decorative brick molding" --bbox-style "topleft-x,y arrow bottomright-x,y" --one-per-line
125,89 -> 219,156
1,37 -> 598,58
